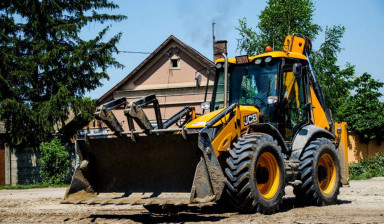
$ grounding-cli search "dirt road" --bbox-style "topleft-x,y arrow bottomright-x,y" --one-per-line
1,177 -> 384,223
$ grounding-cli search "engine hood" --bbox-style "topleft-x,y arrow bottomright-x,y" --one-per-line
185,106 -> 260,129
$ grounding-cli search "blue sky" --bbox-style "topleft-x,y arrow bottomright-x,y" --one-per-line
82,0 -> 384,100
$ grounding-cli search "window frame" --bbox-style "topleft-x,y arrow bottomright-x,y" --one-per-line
169,55 -> 181,70
279,58 -> 311,140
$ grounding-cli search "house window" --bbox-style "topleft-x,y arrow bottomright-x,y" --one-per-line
170,55 -> 180,69
171,59 -> 178,68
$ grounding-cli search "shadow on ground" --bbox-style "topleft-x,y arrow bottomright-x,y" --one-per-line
85,197 -> 352,223
87,213 -> 226,223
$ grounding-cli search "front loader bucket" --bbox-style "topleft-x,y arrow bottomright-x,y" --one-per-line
63,132 -> 224,206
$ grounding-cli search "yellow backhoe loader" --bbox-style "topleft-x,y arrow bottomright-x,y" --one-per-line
63,34 -> 349,214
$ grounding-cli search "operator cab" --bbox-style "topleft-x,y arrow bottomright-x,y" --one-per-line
211,55 -> 310,141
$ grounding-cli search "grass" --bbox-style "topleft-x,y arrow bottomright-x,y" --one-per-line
0,183 -> 68,190
349,153 -> 384,180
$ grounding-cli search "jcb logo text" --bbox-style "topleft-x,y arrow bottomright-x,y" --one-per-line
243,113 -> 258,126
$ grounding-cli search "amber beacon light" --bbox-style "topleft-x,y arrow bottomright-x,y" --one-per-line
265,46 -> 273,52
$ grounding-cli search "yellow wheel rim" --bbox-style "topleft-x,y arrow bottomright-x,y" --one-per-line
318,153 -> 336,195
256,152 -> 280,199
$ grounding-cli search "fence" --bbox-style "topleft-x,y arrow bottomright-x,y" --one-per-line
3,144 -> 76,186
348,133 -> 384,163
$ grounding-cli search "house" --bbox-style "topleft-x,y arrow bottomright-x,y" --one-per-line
93,35 -> 217,130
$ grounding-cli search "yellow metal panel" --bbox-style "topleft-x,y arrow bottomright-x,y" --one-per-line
186,105 -> 260,156
210,106 -> 260,155
334,122 -> 349,185
211,107 -> 242,155
283,72 -> 300,107
185,109 -> 224,129
211,117 -> 238,155
291,37 -> 306,54
283,35 -> 292,52
310,87 -> 330,130
283,35 -> 308,54
239,106 -> 260,132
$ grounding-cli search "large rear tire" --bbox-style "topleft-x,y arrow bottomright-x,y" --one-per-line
224,133 -> 286,214
293,137 -> 341,205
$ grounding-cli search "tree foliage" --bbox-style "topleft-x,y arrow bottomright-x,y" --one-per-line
0,0 -> 126,145
237,0 -> 321,55
339,73 -> 384,141
38,138 -> 69,184
313,26 -> 384,140
311,25 -> 355,121
238,0 -> 384,140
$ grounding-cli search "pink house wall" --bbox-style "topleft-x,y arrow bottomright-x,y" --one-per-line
91,38 -> 215,131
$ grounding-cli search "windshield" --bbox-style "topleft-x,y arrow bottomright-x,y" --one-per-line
212,58 -> 279,111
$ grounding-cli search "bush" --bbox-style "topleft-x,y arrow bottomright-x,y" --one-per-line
349,153 -> 384,180
38,139 -> 70,184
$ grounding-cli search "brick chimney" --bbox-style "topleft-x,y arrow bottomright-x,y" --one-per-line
214,40 -> 227,62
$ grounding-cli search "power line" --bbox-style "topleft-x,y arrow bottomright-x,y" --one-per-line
117,50 -> 152,54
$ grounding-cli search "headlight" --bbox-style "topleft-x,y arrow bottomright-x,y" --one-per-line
215,63 -> 223,69
201,101 -> 211,110
265,56 -> 272,63
254,58 -> 262,65
268,96 -> 277,104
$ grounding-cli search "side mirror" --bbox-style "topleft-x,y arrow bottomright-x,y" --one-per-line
201,101 -> 211,110
305,103 -> 313,111
293,63 -> 302,77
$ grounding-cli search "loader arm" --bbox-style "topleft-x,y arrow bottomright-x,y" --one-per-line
94,97 -> 127,136
124,94 -> 163,133
124,94 -> 196,134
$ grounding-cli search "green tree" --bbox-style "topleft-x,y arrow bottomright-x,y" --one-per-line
339,73 -> 384,141
237,0 -> 321,55
56,97 -> 96,143
38,138 -> 69,184
0,0 -> 126,145
312,26 -> 384,140
311,25 -> 355,121
238,1 -> 384,141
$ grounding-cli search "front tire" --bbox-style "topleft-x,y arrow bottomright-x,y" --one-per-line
294,137 -> 341,205
224,133 -> 286,214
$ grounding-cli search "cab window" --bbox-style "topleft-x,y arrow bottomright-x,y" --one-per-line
281,62 -> 307,140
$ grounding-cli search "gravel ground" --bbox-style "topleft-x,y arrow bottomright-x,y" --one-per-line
0,177 -> 384,223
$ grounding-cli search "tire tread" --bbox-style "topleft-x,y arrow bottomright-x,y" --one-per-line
224,134 -> 285,214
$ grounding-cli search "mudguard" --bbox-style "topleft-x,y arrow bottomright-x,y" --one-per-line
290,124 -> 335,161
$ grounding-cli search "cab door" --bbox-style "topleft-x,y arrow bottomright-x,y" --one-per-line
279,60 -> 308,140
